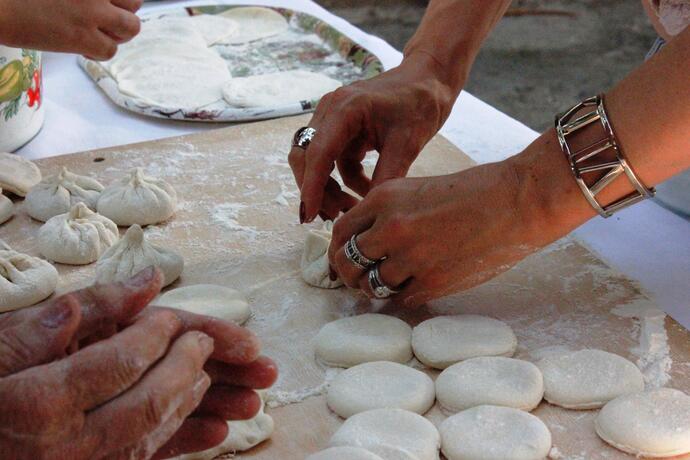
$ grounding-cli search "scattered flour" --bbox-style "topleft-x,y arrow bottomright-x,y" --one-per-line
210,203 -> 263,239
265,367 -> 341,409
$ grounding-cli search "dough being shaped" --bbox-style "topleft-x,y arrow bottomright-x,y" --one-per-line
26,167 -> 104,222
153,284 -> 250,324
222,70 -> 342,108
412,315 -> 517,370
302,220 -> 342,289
0,152 -> 41,197
307,447 -> 383,460
436,357 -> 543,413
190,14 -> 239,45
440,405 -> 551,460
329,408 -> 441,460
218,6 -> 289,44
0,244 -> 58,312
38,203 -> 119,265
536,349 -> 644,409
172,392 -> 274,459
595,388 -> 690,458
95,224 -> 183,287
97,168 -> 177,226
0,190 -> 13,225
315,314 -> 413,368
327,361 -> 435,418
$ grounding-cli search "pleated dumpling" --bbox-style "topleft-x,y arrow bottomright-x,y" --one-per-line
0,242 -> 58,312
25,167 -> 105,222
0,189 -> 13,225
301,220 -> 342,289
95,224 -> 183,287
97,168 -> 177,226
38,203 -> 119,265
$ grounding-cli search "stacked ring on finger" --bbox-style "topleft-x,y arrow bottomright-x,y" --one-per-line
345,234 -> 378,270
292,127 -> 317,150
368,265 -> 400,299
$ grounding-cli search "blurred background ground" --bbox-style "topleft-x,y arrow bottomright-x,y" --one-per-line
316,0 -> 658,131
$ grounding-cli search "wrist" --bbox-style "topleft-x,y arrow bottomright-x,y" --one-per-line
401,49 -> 468,98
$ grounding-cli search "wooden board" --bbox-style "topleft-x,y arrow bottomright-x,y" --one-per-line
1,114 -> 688,459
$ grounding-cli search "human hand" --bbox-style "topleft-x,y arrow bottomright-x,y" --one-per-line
0,268 -> 277,460
0,0 -> 142,60
289,53 -> 458,223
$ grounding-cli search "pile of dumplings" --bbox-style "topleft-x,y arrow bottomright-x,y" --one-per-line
0,152 -> 184,312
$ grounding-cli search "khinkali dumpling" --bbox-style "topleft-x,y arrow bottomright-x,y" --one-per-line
25,167 -> 104,222
0,152 -> 41,197
0,189 -> 13,225
38,203 -> 119,265
96,224 -> 183,287
97,168 -> 177,226
0,241 -> 58,312
301,220 -> 342,289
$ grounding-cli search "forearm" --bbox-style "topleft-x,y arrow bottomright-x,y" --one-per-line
403,0 -> 512,94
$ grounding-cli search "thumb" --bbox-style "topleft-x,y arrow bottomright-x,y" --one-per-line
371,141 -> 417,187
0,295 -> 81,377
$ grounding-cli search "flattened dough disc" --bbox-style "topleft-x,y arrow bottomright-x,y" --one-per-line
154,284 -> 251,325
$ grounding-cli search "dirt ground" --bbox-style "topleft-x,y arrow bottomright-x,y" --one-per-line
317,0 -> 659,131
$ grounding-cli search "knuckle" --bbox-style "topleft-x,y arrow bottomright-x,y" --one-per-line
0,332 -> 34,373
142,389 -> 166,427
111,347 -> 149,385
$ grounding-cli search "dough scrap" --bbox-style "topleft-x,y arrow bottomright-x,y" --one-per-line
595,388 -> 690,458
315,314 -> 413,368
190,14 -> 239,45
222,70 -> 342,108
307,447 -> 384,460
97,168 -> 177,226
0,191 -> 13,225
329,408 -> 440,460
25,167 -> 104,222
0,152 -> 41,197
172,393 -> 274,459
95,224 -> 183,287
0,244 -> 58,312
440,405 -> 552,460
301,220 -> 342,289
38,203 -> 119,265
327,361 -> 435,418
412,315 -> 517,370
536,349 -> 644,409
218,6 -> 289,44
436,356 -> 544,413
153,284 -> 250,324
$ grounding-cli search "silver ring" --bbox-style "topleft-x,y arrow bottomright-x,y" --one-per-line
368,265 -> 400,299
292,127 -> 317,149
344,234 -> 377,270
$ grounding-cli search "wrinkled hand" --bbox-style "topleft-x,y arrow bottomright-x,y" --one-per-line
0,268 -> 277,460
289,54 -> 456,223
0,0 -> 142,60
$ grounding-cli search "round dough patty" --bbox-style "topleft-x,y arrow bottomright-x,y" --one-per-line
315,314 -> 412,368
154,284 -> 251,325
307,447 -> 383,460
595,388 -> 690,458
412,315 -> 517,369
536,349 -> 644,409
436,356 -> 543,413
327,361 -> 435,418
440,405 -> 551,460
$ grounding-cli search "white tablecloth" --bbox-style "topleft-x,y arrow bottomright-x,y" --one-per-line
16,0 -> 690,328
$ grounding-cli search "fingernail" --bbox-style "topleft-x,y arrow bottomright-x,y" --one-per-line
329,267 -> 337,281
198,334 -> 214,355
299,201 -> 306,224
41,297 -> 75,329
193,373 -> 211,400
318,211 -> 330,222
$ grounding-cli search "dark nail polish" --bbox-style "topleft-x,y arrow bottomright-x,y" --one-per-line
299,201 -> 306,224
318,211 -> 330,222
41,298 -> 74,328
329,267 -> 338,281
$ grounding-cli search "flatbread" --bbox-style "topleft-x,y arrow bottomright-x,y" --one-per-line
189,14 -> 240,45
218,6 -> 289,44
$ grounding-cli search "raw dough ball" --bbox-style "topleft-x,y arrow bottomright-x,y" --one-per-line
412,315 -> 517,370
315,314 -> 413,367
189,14 -> 239,45
595,388 -> 690,458
436,357 -> 543,413
0,152 -> 41,197
38,203 -> 119,265
302,220 -> 342,289
96,224 -> 183,287
97,168 -> 177,226
329,408 -> 441,460
327,361 -> 435,418
440,405 -> 552,460
222,70 -> 342,108
25,167 -> 104,222
0,245 -> 58,312
536,349 -> 644,409
307,447 -> 384,460
172,392 -> 274,459
0,191 -> 13,225
218,6 -> 289,44
153,284 -> 250,324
